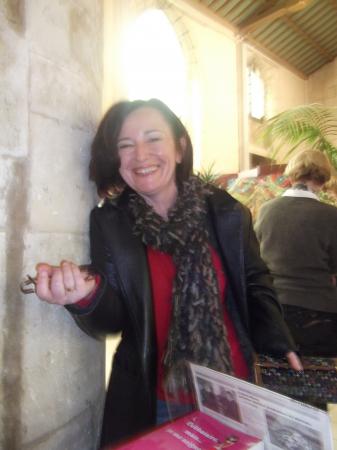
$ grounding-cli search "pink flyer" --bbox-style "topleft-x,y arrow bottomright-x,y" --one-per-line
113,411 -> 262,449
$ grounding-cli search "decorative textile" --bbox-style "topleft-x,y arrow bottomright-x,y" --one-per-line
227,175 -> 337,220
255,354 -> 337,405
128,176 -> 233,391
227,174 -> 291,221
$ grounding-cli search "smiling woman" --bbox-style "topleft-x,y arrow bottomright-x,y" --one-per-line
31,98 -> 301,448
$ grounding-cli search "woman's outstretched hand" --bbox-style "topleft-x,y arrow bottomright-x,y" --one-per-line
286,351 -> 303,371
35,261 -> 96,306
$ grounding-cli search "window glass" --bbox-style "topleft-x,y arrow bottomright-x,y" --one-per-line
122,9 -> 187,119
248,67 -> 265,120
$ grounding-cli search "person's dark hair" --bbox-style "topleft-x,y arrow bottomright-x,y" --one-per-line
89,98 -> 193,197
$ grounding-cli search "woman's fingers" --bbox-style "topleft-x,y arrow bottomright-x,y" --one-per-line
61,261 -> 76,294
36,262 -> 53,275
36,266 -> 67,304
36,266 -> 54,301
35,261 -> 96,305
70,263 -> 87,292
286,351 -> 303,371
60,261 -> 96,299
36,263 -> 66,303
49,266 -> 68,300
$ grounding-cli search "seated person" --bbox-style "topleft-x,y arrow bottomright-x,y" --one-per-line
255,149 -> 337,357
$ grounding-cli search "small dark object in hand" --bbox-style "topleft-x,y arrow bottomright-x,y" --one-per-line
20,265 -> 95,294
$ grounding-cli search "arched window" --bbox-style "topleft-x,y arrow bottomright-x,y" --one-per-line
121,8 -> 188,119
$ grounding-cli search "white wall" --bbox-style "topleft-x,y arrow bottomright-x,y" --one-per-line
308,57 -> 337,107
183,16 -> 239,174
245,45 -> 308,161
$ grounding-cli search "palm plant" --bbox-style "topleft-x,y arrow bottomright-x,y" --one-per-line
259,104 -> 337,170
196,162 -> 220,185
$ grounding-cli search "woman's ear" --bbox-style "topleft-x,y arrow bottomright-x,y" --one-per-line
176,136 -> 187,164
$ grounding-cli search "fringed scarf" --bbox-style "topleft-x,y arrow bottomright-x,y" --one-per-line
128,176 -> 233,392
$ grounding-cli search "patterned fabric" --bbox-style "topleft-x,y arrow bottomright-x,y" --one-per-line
128,176 -> 233,392
255,354 -> 337,405
227,174 -> 290,221
227,174 -> 337,221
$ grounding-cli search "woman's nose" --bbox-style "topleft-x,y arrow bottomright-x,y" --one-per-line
134,141 -> 148,160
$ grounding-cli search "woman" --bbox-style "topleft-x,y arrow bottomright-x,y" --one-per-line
255,149 -> 337,357
35,99 -> 300,447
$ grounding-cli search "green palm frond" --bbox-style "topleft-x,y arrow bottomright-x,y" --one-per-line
259,104 -> 337,170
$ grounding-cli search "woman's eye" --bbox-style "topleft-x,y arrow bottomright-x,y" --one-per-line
117,143 -> 134,151
147,135 -> 163,143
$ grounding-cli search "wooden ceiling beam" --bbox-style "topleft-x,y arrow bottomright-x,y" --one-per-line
176,0 -> 237,32
245,36 -> 308,79
283,16 -> 334,61
176,0 -> 309,78
329,0 -> 337,13
239,0 -> 312,35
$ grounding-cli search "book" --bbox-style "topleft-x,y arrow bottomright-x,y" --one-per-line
111,363 -> 334,449
191,363 -> 333,450
114,410 -> 263,449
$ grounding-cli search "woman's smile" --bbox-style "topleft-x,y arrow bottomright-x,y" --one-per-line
133,165 -> 158,176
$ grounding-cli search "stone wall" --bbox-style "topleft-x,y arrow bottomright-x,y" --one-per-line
0,1 -> 105,449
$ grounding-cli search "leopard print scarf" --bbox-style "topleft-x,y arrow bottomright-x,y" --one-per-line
128,176 -> 233,391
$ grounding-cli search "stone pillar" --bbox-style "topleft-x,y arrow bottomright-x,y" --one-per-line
0,1 -> 105,449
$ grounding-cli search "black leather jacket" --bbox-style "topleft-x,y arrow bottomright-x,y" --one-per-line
68,187 -> 295,446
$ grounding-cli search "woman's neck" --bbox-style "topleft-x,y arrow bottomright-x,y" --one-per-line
140,185 -> 178,220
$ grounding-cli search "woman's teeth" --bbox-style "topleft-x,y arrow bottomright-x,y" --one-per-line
135,166 -> 157,175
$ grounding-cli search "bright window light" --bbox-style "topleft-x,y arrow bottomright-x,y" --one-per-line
121,9 -> 187,118
248,67 -> 265,120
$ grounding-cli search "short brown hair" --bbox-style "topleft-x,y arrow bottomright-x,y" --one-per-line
89,98 -> 193,197
285,149 -> 331,185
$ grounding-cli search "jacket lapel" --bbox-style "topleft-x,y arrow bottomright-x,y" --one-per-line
208,190 -> 246,311
105,196 -> 156,381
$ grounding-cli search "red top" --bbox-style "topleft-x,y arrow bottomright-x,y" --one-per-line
147,245 -> 249,400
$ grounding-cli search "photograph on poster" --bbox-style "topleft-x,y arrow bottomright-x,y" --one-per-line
266,411 -> 323,450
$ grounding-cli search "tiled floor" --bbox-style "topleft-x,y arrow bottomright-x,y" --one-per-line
328,404 -> 337,449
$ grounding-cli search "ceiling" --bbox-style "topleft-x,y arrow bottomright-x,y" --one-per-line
193,0 -> 337,78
